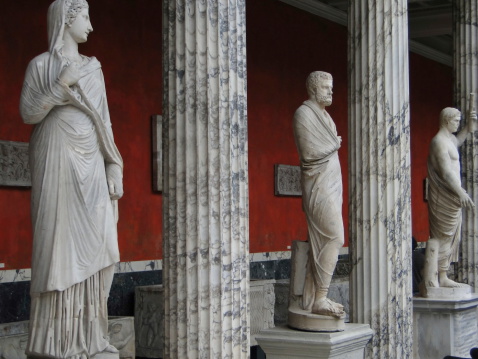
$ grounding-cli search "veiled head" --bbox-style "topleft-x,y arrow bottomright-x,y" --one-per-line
47,0 -> 89,52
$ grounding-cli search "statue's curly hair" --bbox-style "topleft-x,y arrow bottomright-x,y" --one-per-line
306,71 -> 332,97
64,0 -> 89,26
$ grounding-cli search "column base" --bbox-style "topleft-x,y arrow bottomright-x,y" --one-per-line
255,324 -> 372,359
413,294 -> 478,359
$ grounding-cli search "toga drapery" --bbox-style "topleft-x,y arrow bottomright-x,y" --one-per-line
427,158 -> 461,270
293,100 -> 344,309
20,1 -> 122,358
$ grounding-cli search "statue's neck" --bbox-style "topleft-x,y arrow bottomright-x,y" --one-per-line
62,33 -> 81,63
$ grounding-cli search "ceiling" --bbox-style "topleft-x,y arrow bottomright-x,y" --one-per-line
278,0 -> 453,66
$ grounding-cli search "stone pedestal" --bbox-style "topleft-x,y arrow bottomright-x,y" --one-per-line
273,279 -> 290,326
250,280 -> 275,345
413,294 -> 478,359
134,285 -> 164,358
0,319 -> 133,359
93,352 -> 119,359
108,317 -> 135,359
256,324 -> 372,359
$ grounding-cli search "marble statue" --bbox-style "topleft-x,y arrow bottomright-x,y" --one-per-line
289,71 -> 345,322
19,0 -> 123,357
420,105 -> 476,297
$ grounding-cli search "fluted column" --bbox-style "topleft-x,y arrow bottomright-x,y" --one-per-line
454,1 -> 478,290
162,1 -> 249,358
348,1 -> 412,358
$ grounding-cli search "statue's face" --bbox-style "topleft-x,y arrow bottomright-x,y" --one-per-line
446,114 -> 461,133
65,7 -> 93,44
315,79 -> 333,107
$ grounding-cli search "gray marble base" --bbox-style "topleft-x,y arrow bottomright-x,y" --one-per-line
0,321 -> 29,359
134,285 -> 164,358
413,294 -> 478,359
92,352 -> 119,359
0,318 -> 133,359
256,324 -> 373,359
424,285 -> 472,299
108,317 -> 135,359
250,280 -> 276,345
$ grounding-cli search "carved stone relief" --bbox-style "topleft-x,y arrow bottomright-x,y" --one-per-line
0,141 -> 30,187
274,164 -> 301,196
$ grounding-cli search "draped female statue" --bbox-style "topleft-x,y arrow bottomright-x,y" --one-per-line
20,1 -> 123,357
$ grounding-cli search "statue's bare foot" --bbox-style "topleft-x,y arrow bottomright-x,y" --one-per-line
311,298 -> 345,318
103,344 -> 119,353
440,277 -> 469,288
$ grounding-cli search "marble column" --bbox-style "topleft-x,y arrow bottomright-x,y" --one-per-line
162,1 -> 249,358
348,1 -> 412,358
453,1 -> 478,290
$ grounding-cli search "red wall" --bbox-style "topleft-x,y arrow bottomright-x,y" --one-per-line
0,0 -> 163,269
0,0 -> 453,270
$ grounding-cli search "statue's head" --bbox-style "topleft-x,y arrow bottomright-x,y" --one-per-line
439,107 -> 461,129
47,0 -> 89,52
306,71 -> 333,107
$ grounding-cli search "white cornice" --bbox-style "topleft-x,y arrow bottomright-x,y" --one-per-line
409,40 -> 452,66
278,0 -> 347,26
278,0 -> 452,67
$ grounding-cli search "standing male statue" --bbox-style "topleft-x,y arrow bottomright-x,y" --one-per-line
20,0 -> 123,357
421,106 -> 476,296
290,71 -> 345,320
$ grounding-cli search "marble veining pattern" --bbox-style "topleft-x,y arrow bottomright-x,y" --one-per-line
454,1 -> 478,291
348,1 -> 412,358
162,1 -> 249,358
0,269 -> 31,284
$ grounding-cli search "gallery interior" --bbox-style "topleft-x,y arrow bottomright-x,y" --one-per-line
1,0 -> 477,358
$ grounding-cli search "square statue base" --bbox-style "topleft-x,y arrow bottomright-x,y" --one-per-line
413,293 -> 478,359
255,324 -> 372,359
92,352 -> 120,359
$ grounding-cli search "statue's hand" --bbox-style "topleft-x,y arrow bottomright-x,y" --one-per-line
108,178 -> 124,200
106,164 -> 123,200
459,189 -> 475,210
59,63 -> 81,87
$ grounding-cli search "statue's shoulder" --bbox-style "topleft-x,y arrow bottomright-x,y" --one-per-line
294,103 -> 313,121
28,52 -> 51,66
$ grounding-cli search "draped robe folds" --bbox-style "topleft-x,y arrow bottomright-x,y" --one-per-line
293,100 -> 344,310
427,158 -> 462,270
20,50 -> 122,358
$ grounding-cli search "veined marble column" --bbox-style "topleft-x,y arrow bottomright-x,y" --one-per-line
348,1 -> 412,358
162,1 -> 249,358
454,1 -> 478,290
